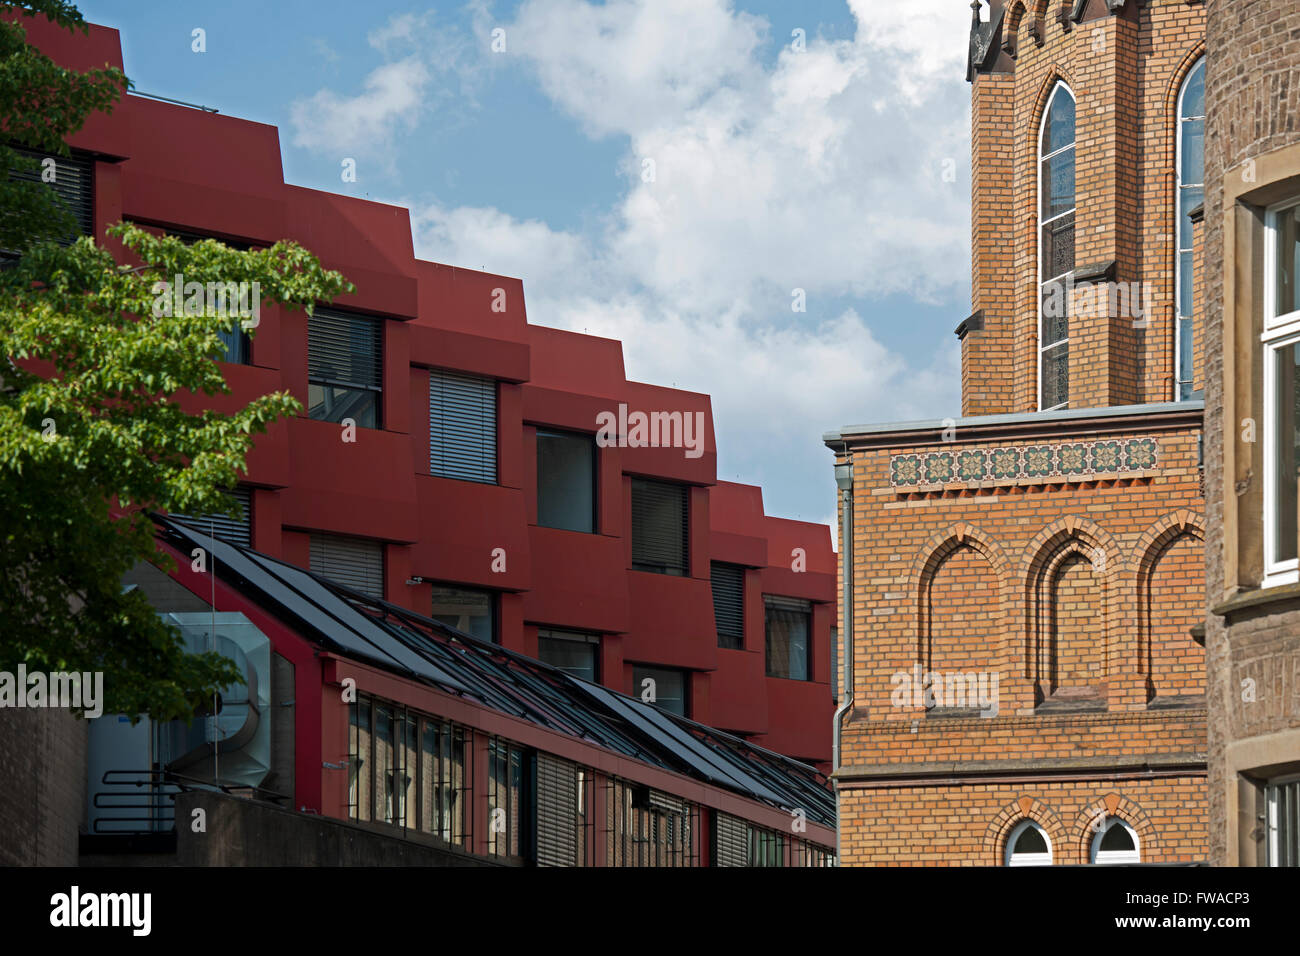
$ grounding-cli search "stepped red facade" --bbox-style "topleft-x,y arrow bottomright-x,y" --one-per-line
32,18 -> 834,767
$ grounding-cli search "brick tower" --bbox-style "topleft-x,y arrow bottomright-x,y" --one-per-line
825,0 -> 1209,866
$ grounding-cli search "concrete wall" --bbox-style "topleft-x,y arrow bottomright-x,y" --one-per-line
0,708 -> 87,865
81,791 -> 504,867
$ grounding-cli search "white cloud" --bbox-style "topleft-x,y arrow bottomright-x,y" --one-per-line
290,56 -> 430,158
408,0 -> 973,519
291,10 -> 485,161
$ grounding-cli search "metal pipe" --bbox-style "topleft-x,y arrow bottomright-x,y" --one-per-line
831,451 -> 854,865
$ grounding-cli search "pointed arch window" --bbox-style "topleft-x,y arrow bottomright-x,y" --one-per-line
1175,58 -> 1205,401
1039,82 -> 1076,411
1005,820 -> 1053,866
1090,818 -> 1140,865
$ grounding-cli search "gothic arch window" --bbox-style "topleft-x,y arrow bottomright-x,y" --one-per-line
1090,818 -> 1140,865
1175,58 -> 1205,401
1006,820 -> 1053,866
1039,82 -> 1076,411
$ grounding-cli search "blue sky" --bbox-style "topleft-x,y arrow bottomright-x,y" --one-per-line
75,0 -> 973,534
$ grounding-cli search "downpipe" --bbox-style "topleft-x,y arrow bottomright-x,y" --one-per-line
831,456 -> 854,866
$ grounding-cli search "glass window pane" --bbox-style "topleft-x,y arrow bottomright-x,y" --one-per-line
537,429 -> 596,533
1015,824 -> 1048,854
1041,342 -> 1069,410
374,702 -> 395,824
420,720 -> 439,835
1179,187 -> 1204,251
509,748 -> 522,858
400,715 -> 417,828
765,605 -> 810,681
633,665 -> 687,716
308,383 -> 378,428
1100,822 -> 1135,852
350,700 -> 371,821
1276,205 -> 1300,319
1040,279 -> 1070,346
1178,316 -> 1194,398
1041,212 -> 1075,281
1180,118 -> 1204,185
1041,147 -> 1075,220
1044,87 -> 1075,155
538,631 -> 599,682
1271,342 -> 1300,564
430,585 -> 495,642
1181,61 -> 1205,119
1179,250 -> 1196,319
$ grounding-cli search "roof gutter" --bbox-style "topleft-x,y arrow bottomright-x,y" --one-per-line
831,449 -> 854,865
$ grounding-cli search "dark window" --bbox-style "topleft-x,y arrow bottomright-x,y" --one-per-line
6,145 -> 94,248
430,584 -> 496,642
765,595 -> 812,681
308,307 -> 383,428
536,429 -> 596,533
429,368 -> 496,483
633,664 -> 688,717
710,562 -> 745,649
537,629 -> 599,682
487,738 -> 529,860
349,696 -> 470,851
630,479 -> 689,575
169,486 -> 252,547
309,532 -> 384,598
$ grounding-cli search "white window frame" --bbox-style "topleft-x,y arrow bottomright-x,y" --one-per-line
1265,773 -> 1300,867
1261,198 -> 1300,587
1174,58 -> 1205,402
1038,82 -> 1076,412
1089,818 -> 1140,865
1005,820 -> 1053,867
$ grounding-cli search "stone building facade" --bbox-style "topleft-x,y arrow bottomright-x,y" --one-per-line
1203,0 -> 1300,867
826,0 -> 1209,865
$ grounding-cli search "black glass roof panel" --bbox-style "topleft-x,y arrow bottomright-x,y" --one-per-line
155,515 -> 834,828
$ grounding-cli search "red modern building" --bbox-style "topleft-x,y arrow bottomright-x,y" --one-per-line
14,15 -> 838,866
28,17 -> 836,767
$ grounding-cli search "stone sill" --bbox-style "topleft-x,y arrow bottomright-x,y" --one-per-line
1211,581 -> 1300,619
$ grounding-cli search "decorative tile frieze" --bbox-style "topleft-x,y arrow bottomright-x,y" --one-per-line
888,437 -> 1159,489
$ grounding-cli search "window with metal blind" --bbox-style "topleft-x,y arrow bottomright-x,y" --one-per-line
710,562 -> 745,649
6,145 -> 94,247
1266,776 -> 1300,866
428,368 -> 497,483
169,487 -> 252,547
535,754 -> 583,867
630,478 -> 689,575
309,532 -> 384,598
308,307 -> 383,429
765,595 -> 812,681
712,812 -> 750,867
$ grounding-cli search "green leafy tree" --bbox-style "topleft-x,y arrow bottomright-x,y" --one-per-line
0,2 -> 354,721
